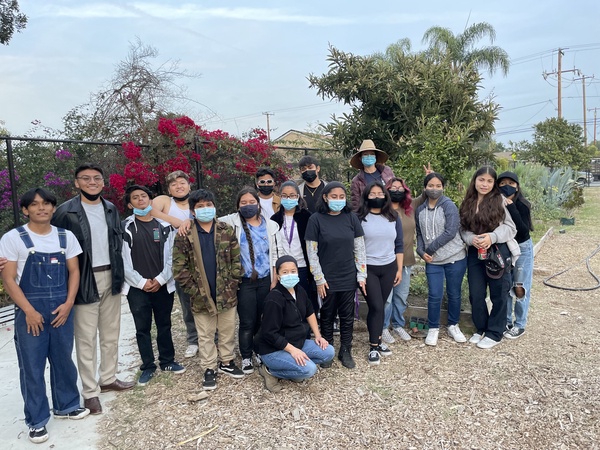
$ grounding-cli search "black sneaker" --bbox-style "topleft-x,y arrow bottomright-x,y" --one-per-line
376,343 -> 392,357
338,347 -> 355,369
504,327 -> 525,340
218,361 -> 244,379
203,369 -> 217,391
241,358 -> 254,374
54,407 -> 90,420
29,426 -> 49,443
368,348 -> 381,365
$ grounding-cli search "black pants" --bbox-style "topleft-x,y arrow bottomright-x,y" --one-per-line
237,276 -> 271,359
467,245 -> 511,341
365,261 -> 397,345
320,289 -> 356,349
127,285 -> 175,371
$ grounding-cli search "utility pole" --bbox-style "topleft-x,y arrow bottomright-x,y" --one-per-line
589,107 -> 598,145
262,112 -> 274,141
574,73 -> 594,147
543,48 -> 577,118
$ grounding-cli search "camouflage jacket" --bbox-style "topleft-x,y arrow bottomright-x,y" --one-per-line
172,220 -> 242,315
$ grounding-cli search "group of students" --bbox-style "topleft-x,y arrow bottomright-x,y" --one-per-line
0,139 -> 534,443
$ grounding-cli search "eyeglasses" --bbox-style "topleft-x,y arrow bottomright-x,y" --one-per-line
257,179 -> 275,185
281,194 -> 299,200
77,176 -> 104,183
368,193 -> 386,198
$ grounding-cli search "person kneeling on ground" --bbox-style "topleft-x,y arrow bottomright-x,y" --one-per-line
256,256 -> 335,393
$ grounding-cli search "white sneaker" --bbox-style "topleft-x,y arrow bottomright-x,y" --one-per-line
381,328 -> 396,344
477,336 -> 501,349
425,328 -> 439,346
184,344 -> 198,358
447,324 -> 467,343
469,333 -> 483,344
393,327 -> 412,341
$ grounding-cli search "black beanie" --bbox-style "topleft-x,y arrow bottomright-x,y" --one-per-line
275,255 -> 297,272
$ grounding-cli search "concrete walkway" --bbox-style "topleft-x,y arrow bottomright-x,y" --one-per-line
0,298 -> 138,449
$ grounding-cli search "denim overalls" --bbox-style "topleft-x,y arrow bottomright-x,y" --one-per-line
13,227 -> 80,429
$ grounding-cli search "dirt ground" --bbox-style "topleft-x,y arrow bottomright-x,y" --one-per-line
98,189 -> 600,450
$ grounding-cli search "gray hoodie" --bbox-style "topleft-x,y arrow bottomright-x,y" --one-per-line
415,196 -> 466,265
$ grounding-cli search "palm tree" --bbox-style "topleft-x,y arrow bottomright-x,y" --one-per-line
422,22 -> 509,77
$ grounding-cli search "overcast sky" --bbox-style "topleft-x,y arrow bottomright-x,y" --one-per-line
1,1 -> 600,145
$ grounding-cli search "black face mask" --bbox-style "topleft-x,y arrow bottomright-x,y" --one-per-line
499,185 -> 517,198
80,190 -> 102,201
239,204 -> 259,219
257,185 -> 274,196
301,170 -> 318,183
389,191 -> 406,203
367,197 -> 386,209
172,193 -> 190,202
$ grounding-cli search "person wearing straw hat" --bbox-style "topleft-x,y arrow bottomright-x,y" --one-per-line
350,139 -> 395,211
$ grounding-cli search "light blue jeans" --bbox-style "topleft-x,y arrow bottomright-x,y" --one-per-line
383,266 -> 412,329
260,340 -> 335,380
507,239 -> 534,329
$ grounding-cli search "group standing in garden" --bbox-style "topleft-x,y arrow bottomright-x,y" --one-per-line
0,139 -> 534,443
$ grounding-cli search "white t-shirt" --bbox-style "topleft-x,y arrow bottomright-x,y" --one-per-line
81,201 -> 110,267
168,198 -> 190,229
0,224 -> 82,283
278,215 -> 307,268
260,196 -> 275,221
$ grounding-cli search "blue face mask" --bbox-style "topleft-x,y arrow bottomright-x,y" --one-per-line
281,198 -> 299,211
280,274 -> 300,289
361,155 -> 376,167
327,199 -> 346,212
133,205 -> 152,217
195,207 -> 216,223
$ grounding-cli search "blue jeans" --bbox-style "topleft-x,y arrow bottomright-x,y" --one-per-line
260,340 -> 335,380
384,266 -> 412,329
507,239 -> 534,329
426,257 -> 467,328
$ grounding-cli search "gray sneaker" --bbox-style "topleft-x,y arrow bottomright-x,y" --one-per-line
504,327 -> 525,340
393,327 -> 412,341
381,328 -> 396,344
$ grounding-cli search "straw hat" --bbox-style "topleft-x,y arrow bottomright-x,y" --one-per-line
349,139 -> 389,170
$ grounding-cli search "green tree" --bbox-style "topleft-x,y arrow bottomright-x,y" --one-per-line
522,118 -> 594,170
422,22 -> 509,77
0,0 -> 27,45
308,42 -> 499,191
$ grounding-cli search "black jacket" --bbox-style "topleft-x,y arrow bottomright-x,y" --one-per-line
256,283 -> 314,355
52,195 -> 124,304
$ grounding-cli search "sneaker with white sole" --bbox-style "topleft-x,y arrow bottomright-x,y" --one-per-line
202,369 -> 217,390
376,343 -> 392,356
184,344 -> 198,358
368,348 -> 381,365
469,333 -> 483,344
504,327 -> 525,340
381,328 -> 395,344
29,426 -> 49,444
477,336 -> 501,349
241,358 -> 254,374
447,324 -> 467,343
162,362 -> 186,374
218,361 -> 244,379
425,328 -> 439,346
393,327 -> 412,341
53,407 -> 90,420
138,369 -> 155,386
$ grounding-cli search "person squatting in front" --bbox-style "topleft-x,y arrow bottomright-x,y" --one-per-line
256,256 -> 335,392
172,189 -> 244,391
305,182 -> 367,369
357,182 -> 404,364
121,185 -> 185,388
0,188 -> 89,444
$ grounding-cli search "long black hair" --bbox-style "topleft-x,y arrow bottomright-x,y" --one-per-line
315,181 -> 352,214
357,181 -> 397,222
459,166 -> 505,235
236,186 -> 261,280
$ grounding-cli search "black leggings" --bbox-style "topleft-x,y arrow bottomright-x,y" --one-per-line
320,289 -> 356,349
365,261 -> 397,345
